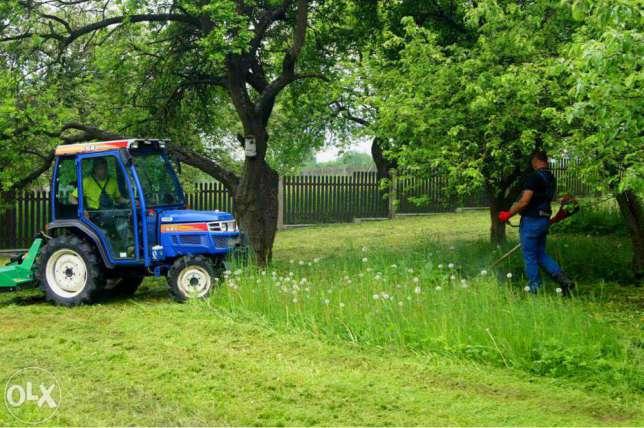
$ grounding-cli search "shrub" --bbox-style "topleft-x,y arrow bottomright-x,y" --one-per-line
552,199 -> 626,236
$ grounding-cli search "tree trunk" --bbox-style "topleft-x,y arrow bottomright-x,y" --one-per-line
489,200 -> 507,245
486,187 -> 508,245
233,148 -> 279,267
615,190 -> 643,282
371,137 -> 397,181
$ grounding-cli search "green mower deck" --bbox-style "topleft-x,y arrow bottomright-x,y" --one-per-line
0,238 -> 42,290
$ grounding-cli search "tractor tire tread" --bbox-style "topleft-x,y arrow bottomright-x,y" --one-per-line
36,235 -> 105,306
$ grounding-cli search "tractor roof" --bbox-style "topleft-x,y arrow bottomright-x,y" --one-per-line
54,139 -> 168,156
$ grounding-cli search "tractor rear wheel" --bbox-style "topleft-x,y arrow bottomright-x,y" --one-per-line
167,255 -> 216,302
37,236 -> 105,306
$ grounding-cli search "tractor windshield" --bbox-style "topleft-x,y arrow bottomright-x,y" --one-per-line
132,152 -> 184,207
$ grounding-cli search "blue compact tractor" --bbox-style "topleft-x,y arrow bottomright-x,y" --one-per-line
0,139 -> 242,305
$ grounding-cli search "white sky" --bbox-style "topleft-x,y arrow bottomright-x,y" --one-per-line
315,138 -> 372,162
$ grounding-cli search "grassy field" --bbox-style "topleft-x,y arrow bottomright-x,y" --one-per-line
0,211 -> 642,425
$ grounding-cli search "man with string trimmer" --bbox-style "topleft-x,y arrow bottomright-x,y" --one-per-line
497,150 -> 577,297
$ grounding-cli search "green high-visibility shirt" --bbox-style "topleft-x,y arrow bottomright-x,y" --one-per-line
71,176 -> 120,210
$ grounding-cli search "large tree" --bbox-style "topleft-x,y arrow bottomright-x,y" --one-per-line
366,0 -> 578,244
2,0 -> 357,264
562,0 -> 643,279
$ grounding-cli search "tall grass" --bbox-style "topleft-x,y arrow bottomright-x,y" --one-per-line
211,242 -> 641,393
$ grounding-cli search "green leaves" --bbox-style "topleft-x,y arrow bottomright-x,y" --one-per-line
563,0 -> 643,194
368,1 -> 575,202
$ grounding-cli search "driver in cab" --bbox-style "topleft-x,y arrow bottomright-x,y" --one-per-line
70,157 -> 128,213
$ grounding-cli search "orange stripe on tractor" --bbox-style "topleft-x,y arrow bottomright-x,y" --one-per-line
160,223 -> 209,233
55,140 -> 130,156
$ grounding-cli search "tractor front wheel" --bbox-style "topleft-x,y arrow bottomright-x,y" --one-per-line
37,236 -> 105,306
167,255 -> 217,302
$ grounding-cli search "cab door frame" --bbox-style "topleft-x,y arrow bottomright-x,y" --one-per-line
77,150 -> 143,266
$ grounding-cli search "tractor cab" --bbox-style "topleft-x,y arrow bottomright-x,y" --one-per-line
39,139 -> 241,305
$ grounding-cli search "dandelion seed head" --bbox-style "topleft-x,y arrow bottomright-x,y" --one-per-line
438,264 -> 444,269
362,257 -> 368,263
339,302 -> 346,308
413,277 -> 420,283
480,269 -> 488,276
448,263 -> 454,269
435,286 -> 442,291
372,294 -> 380,300
414,286 -> 422,294
323,299 -> 330,305
506,272 -> 513,279
398,301 -> 404,307
450,275 -> 456,280
555,287 -> 563,294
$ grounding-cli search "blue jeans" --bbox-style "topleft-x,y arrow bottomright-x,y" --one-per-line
519,216 -> 561,293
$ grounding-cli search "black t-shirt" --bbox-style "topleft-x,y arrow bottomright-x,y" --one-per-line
522,169 -> 556,217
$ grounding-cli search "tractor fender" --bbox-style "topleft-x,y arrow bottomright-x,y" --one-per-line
46,220 -> 114,269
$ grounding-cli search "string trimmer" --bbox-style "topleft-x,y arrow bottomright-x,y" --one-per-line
490,195 -> 580,268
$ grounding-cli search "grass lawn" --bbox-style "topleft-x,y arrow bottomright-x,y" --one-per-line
0,211 -> 642,425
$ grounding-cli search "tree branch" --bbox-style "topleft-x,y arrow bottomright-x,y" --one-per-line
249,0 -> 292,54
62,13 -> 200,46
59,122 -> 124,144
167,145 -> 239,192
255,0 -> 309,116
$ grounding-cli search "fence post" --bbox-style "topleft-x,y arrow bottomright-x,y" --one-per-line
388,169 -> 398,219
277,175 -> 285,230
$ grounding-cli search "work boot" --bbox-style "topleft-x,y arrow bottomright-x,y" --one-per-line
553,271 -> 575,297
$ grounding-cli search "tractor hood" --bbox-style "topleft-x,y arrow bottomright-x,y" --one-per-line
158,209 -> 235,224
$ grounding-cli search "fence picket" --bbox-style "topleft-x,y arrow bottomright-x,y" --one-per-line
0,165 -> 597,248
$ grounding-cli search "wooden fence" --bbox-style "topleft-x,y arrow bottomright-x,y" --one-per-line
284,172 -> 388,224
0,191 -> 50,250
0,168 -> 596,249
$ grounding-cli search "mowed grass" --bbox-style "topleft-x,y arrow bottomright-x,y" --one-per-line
0,211 -> 642,425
